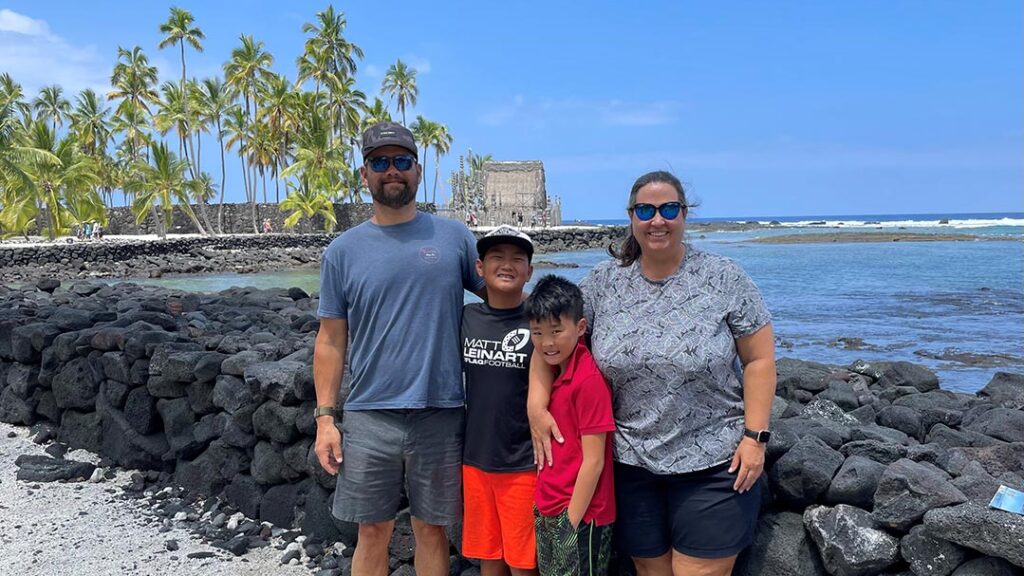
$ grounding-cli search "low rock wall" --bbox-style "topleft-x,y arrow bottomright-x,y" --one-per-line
1,281 -> 1022,574
0,225 -> 630,284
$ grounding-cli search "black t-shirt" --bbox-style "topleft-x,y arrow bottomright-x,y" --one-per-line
461,302 -> 534,472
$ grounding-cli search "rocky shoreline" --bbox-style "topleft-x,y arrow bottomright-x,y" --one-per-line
0,280 -> 1022,575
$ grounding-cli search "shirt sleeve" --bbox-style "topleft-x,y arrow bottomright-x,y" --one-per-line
460,225 -> 486,293
723,261 -> 772,338
574,373 -> 616,435
317,252 -> 348,319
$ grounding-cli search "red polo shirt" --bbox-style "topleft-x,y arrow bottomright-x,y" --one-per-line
535,342 -> 616,526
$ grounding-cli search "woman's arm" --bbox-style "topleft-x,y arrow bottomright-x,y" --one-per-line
729,323 -> 776,492
527,347 -> 562,470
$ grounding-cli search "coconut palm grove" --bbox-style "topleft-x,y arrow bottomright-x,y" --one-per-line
0,5 -> 483,239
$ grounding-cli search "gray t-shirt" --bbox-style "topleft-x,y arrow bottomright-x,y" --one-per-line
579,245 -> 771,474
318,211 -> 485,410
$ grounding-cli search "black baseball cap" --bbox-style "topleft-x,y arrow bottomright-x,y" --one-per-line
361,122 -> 418,159
477,226 -> 534,261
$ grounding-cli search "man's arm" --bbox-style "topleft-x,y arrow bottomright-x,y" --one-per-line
313,317 -> 348,475
527,347 -> 562,469
566,433 -> 606,528
730,323 -> 776,492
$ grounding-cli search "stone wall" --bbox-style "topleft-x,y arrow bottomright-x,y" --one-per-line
1,279 -> 1022,573
101,202 -> 380,236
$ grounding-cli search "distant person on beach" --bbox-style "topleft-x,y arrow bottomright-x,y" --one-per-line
83,221 -> 93,239
461,226 -> 537,576
92,222 -> 103,240
529,170 -> 776,576
262,219 -> 273,233
314,121 -> 486,576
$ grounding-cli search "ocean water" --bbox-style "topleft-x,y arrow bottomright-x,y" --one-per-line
123,213 -> 1024,393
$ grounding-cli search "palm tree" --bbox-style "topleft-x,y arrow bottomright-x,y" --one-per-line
224,34 -> 273,227
380,59 -> 418,126
124,141 -> 204,238
428,122 -> 453,204
158,6 -> 204,176
108,46 -> 159,171
33,85 -> 71,134
280,179 -> 337,232
0,73 -> 31,120
223,105 -> 258,232
301,5 -> 363,81
0,102 -> 60,236
196,77 -> 235,232
281,108 -> 347,203
257,73 -> 298,203
410,116 -> 433,203
69,89 -> 112,158
361,97 -> 392,130
22,123 -> 99,239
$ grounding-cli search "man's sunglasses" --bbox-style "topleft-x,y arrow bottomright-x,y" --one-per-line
631,202 -> 684,221
366,154 -> 416,173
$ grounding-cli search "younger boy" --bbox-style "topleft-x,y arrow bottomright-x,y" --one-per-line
462,226 -> 538,576
525,275 -> 615,576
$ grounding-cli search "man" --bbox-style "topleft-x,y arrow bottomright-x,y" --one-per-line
313,121 -> 486,576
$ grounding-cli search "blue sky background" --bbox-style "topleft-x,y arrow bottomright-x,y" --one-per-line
1,1 -> 1021,219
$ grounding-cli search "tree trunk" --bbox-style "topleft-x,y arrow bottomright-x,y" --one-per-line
217,120 -> 227,234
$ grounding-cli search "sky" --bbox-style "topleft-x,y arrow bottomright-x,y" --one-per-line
1,1 -> 1021,219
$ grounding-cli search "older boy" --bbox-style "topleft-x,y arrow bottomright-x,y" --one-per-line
462,226 -> 537,576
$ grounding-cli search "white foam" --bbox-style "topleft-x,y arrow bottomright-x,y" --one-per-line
763,217 -> 1024,230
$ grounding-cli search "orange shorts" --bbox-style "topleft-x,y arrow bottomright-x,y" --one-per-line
462,465 -> 537,569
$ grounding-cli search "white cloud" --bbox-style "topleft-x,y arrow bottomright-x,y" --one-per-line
403,55 -> 431,75
0,9 -> 111,96
0,9 -> 53,38
477,96 -> 683,128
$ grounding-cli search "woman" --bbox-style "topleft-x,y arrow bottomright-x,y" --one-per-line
529,171 -> 775,576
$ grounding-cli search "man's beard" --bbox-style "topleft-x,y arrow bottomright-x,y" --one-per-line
370,180 -> 417,209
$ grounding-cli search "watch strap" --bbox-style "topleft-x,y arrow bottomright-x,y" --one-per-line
314,406 -> 337,419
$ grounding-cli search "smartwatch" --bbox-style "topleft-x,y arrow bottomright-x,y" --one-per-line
743,428 -> 771,444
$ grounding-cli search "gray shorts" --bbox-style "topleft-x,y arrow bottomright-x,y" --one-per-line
333,408 -> 464,525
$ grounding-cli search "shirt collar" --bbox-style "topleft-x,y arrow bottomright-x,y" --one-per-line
553,338 -> 589,387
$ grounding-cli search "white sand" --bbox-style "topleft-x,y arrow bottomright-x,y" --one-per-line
0,422 -> 312,576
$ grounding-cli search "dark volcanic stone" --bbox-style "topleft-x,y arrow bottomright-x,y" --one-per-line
244,361 -> 305,405
11,322 -> 61,363
734,511 -> 828,576
876,362 -> 939,392
15,454 -> 96,482
6,363 -> 41,397
804,504 -> 900,576
252,441 -> 300,485
186,380 -> 217,415
825,456 -> 886,509
877,405 -> 924,441
223,474 -> 265,519
220,350 -> 264,375
36,278 -> 60,293
252,401 -> 301,444
841,440 -> 908,465
96,394 -> 170,470
174,441 -> 250,496
0,387 -> 37,425
950,557 -> 1021,576
155,397 -> 199,458
90,327 -> 129,352
818,380 -> 859,411
101,380 -> 130,409
769,435 -> 844,506
100,352 -> 131,383
776,358 -> 835,397
900,524 -> 970,576
873,458 -> 967,531
946,443 -> 1024,479
927,424 -> 1002,449
260,479 -> 313,528
963,408 -> 1024,443
123,387 -> 159,435
59,410 -> 102,452
212,375 -> 253,414
52,356 -> 104,410
923,502 -> 1024,567
977,372 -> 1024,409
892,390 -> 966,431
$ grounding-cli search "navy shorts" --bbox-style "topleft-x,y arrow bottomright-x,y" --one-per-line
614,461 -> 762,559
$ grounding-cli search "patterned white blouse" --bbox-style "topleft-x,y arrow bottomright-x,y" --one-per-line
580,245 -> 772,474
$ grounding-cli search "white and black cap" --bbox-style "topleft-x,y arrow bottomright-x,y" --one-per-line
477,226 -> 534,260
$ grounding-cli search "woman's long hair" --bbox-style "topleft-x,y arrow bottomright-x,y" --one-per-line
609,171 -> 695,266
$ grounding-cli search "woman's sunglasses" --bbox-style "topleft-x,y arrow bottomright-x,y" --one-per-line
631,202 -> 684,221
367,154 -> 416,173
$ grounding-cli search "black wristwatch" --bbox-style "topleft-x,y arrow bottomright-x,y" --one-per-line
743,428 -> 771,444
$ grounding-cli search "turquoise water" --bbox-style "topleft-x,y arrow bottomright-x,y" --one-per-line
121,220 -> 1024,393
